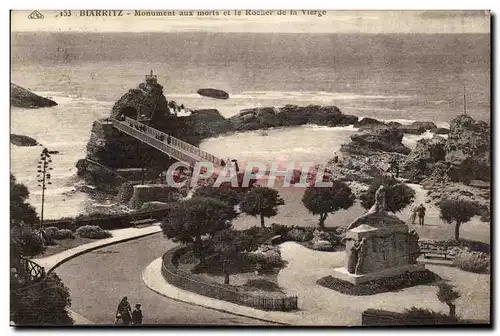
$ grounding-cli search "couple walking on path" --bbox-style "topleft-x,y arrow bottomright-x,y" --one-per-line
410,203 -> 426,226
115,296 -> 143,325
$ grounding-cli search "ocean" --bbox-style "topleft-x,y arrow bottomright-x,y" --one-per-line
10,32 -> 490,219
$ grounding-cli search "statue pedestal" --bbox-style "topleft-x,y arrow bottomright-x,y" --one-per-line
332,211 -> 425,285
332,263 -> 425,285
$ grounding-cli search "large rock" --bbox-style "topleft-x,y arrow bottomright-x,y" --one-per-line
128,184 -> 179,209
444,114 -> 490,182
356,117 -> 386,130
10,83 -> 57,108
230,104 -> 359,130
10,134 -> 39,146
341,127 -> 411,156
398,121 -> 438,135
401,135 -> 447,183
430,127 -> 450,135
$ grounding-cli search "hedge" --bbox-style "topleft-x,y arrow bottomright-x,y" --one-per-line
43,208 -> 170,232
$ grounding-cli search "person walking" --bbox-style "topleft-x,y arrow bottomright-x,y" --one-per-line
417,203 -> 426,226
409,203 -> 418,224
132,304 -> 143,325
115,296 -> 132,325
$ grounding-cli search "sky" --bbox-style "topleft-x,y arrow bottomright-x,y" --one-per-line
10,10 -> 490,34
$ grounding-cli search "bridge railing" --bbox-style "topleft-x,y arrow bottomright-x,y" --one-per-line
113,119 -> 199,167
117,117 -> 223,167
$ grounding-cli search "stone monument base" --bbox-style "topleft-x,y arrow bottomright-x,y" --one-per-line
331,263 -> 426,285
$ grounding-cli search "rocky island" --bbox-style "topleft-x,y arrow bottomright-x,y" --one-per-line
10,83 -> 57,108
10,134 -> 39,147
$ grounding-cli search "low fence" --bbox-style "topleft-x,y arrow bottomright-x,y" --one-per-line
43,208 -> 170,231
361,309 -> 485,326
161,247 -> 298,312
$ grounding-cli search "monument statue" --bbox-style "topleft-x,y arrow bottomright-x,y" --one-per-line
346,183 -> 389,230
354,237 -> 367,275
332,180 -> 425,285
347,240 -> 360,274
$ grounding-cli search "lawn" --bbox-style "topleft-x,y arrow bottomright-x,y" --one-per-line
41,236 -> 97,257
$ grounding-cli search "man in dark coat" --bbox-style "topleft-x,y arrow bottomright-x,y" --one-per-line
132,304 -> 143,325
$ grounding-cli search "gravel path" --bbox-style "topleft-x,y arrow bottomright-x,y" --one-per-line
276,242 -> 490,325
54,234 -> 275,325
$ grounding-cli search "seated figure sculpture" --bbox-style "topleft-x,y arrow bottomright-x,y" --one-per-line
332,179 -> 424,284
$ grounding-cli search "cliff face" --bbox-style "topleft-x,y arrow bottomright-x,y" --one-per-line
444,114 -> 490,182
10,83 -> 57,108
341,127 -> 411,156
401,135 -> 447,183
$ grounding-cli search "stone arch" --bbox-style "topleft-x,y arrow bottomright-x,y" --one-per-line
120,106 -> 138,119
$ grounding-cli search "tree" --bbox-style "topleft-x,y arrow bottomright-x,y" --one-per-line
10,272 -> 73,325
193,184 -> 243,208
161,197 -> 236,262
11,224 -> 46,260
439,198 -> 479,241
302,180 -> 355,230
359,175 -> 415,212
437,282 -> 461,318
10,174 -> 46,259
240,187 -> 284,227
211,229 -> 246,285
10,174 -> 39,226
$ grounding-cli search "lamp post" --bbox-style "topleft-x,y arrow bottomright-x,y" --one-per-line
37,148 -> 53,231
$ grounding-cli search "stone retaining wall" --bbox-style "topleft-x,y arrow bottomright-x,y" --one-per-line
161,247 -> 298,312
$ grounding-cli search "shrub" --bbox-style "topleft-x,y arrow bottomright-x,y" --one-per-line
244,279 -> 283,292
54,229 -> 75,240
313,230 -> 329,240
76,225 -> 112,239
288,228 -> 313,242
454,250 -> 490,273
271,223 -> 291,237
401,307 -> 459,325
43,227 -> 75,240
312,239 -> 333,251
244,245 -> 284,268
43,227 -> 60,239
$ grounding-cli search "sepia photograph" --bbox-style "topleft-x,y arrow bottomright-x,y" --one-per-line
9,9 -> 491,327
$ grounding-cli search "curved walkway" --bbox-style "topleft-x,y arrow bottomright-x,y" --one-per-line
33,225 -> 162,273
143,242 -> 490,326
48,233 -> 272,325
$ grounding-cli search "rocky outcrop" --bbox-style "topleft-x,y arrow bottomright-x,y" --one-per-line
356,117 -> 386,130
128,184 -> 179,209
10,134 -> 39,146
341,127 -> 411,156
401,135 -> 446,183
10,83 -> 57,108
430,127 -> 450,135
398,121 -> 437,135
229,105 -> 359,130
419,115 -> 491,222
444,114 -> 490,182
197,88 -> 229,100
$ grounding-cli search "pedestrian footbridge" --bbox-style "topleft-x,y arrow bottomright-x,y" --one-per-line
112,116 -> 225,168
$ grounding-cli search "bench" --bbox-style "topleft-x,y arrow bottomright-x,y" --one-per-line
419,241 -> 455,260
130,218 -> 157,228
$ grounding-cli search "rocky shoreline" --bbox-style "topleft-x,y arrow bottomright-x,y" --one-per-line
76,77 -> 490,223
329,114 -> 490,221
10,83 -> 57,108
